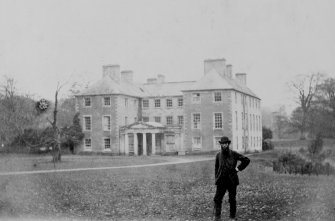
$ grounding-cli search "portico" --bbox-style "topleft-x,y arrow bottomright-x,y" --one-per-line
120,122 -> 166,156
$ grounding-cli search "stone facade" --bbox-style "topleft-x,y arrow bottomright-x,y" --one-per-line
75,58 -> 262,155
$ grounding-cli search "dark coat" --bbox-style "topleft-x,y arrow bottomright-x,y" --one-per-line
215,149 -> 250,186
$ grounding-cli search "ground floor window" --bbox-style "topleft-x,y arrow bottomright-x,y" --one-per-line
104,138 -> 111,149
192,136 -> 202,149
214,136 -> 221,150
84,138 -> 91,149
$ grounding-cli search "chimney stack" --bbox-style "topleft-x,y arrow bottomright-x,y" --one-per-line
103,65 -> 121,83
121,70 -> 134,83
157,74 -> 165,84
226,64 -> 232,79
235,73 -> 247,85
204,58 -> 226,78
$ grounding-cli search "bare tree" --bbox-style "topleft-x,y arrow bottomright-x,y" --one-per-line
289,73 -> 322,140
0,77 -> 37,146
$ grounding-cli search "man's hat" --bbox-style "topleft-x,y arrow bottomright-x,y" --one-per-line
219,136 -> 231,144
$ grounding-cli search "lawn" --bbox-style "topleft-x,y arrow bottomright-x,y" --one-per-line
0,152 -> 334,221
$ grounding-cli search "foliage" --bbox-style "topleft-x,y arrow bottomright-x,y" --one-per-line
273,151 -> 334,175
262,140 -> 274,151
61,113 -> 84,154
0,77 -> 38,145
262,126 -> 273,140
289,73 -> 322,139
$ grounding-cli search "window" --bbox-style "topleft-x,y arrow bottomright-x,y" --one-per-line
192,113 -> 201,129
178,116 -> 183,125
214,136 -> 221,149
84,138 -> 91,149
154,99 -> 160,107
166,116 -> 173,125
166,99 -> 173,108
125,98 -> 128,107
250,114 -> 252,130
142,117 -> 149,122
236,136 -> 238,150
192,93 -> 201,103
102,116 -> 111,131
134,99 -> 137,106
103,97 -> 111,106
84,116 -> 91,131
154,116 -> 161,123
214,113 -> 223,129
84,97 -> 91,107
143,99 -> 149,108
134,117 -> 137,122
235,111 -> 238,130
104,138 -> 111,149
166,135 -> 175,144
235,92 -> 237,104
178,98 -> 183,107
214,92 -> 222,102
125,116 -> 128,125
192,137 -> 202,149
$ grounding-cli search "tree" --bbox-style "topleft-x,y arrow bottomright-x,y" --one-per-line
313,77 -> 335,137
0,77 -> 37,147
272,106 -> 290,139
289,73 -> 322,139
61,112 -> 84,154
262,126 -> 273,140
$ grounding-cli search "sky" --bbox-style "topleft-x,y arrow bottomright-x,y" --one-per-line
1,0 -> 335,114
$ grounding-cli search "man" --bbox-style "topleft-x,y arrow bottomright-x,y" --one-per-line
214,136 -> 250,220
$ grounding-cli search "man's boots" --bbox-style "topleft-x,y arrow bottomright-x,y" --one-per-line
213,202 -> 222,220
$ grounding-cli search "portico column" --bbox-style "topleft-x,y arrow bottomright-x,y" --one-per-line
143,133 -> 147,156
152,133 -> 156,155
125,134 -> 129,155
134,133 -> 138,156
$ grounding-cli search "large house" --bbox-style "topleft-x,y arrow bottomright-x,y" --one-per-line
75,58 -> 262,155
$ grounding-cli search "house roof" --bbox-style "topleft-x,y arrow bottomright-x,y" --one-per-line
78,75 -> 146,97
182,69 -> 259,98
140,81 -> 196,97
77,69 -> 259,99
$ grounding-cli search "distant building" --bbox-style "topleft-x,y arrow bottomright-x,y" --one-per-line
75,58 -> 262,155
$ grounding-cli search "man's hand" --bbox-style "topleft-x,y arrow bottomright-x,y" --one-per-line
235,167 -> 239,172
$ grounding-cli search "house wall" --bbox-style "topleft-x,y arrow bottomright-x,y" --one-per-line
183,90 -> 233,152
231,91 -> 262,152
141,96 -> 184,126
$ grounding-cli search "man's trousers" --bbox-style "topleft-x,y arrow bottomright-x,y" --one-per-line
213,182 -> 237,218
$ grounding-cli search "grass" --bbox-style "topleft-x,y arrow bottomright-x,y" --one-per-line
0,152 -> 334,221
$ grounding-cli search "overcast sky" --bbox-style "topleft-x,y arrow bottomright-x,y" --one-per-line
1,0 -> 334,113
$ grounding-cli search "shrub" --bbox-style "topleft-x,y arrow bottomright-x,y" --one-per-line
273,151 -> 334,175
262,140 -> 274,151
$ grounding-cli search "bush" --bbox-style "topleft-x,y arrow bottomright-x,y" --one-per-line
273,151 -> 335,175
262,140 -> 274,151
